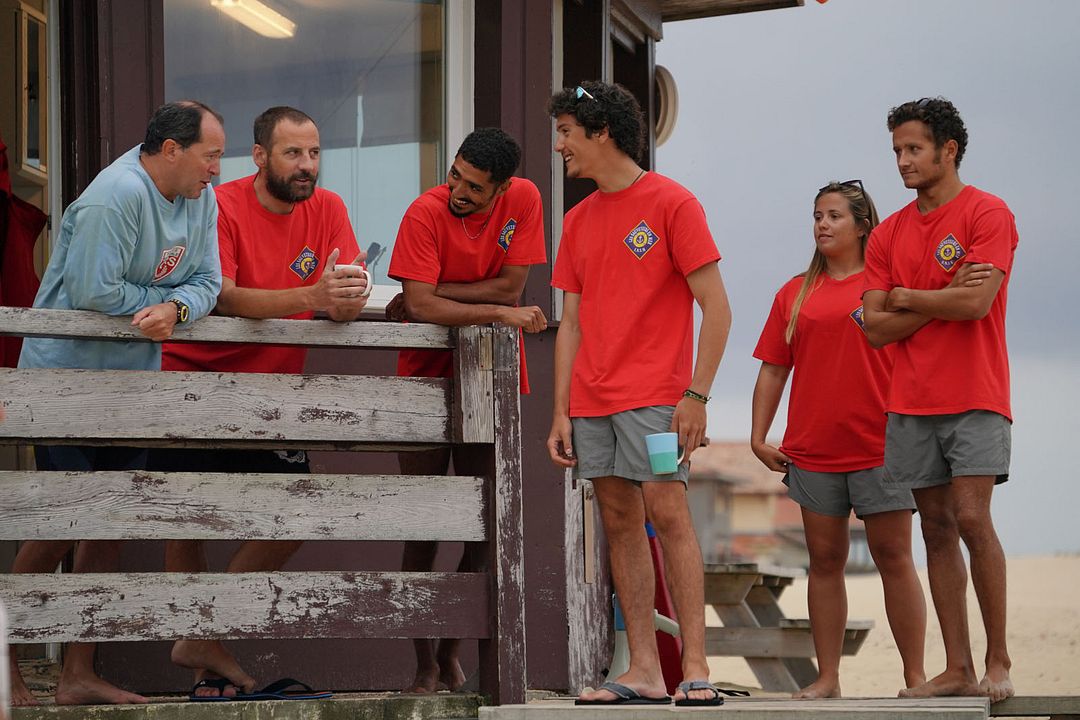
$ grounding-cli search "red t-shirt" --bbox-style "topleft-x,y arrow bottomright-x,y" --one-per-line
551,172 -> 721,417
163,175 -> 360,374
754,272 -> 893,472
863,185 -> 1018,419
389,179 -> 546,393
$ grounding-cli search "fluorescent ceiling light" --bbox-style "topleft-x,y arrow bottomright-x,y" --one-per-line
211,0 -> 296,39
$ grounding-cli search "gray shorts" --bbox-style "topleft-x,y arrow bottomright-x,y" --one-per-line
884,410 -> 1011,490
571,406 -> 689,485
785,464 -> 915,519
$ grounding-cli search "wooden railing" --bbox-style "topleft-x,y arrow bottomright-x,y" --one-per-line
0,306 -> 526,704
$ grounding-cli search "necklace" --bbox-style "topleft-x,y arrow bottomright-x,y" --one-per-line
460,208 -> 494,240
631,168 -> 646,186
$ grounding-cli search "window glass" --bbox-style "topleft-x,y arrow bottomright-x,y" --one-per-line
164,0 -> 445,288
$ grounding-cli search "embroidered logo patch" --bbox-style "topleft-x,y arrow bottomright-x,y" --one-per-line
934,234 -> 966,272
154,246 -> 186,282
498,218 -> 517,252
849,305 -> 866,332
290,246 -> 319,280
623,220 -> 659,259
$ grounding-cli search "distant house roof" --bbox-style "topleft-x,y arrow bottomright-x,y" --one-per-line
661,0 -> 804,23
689,440 -> 787,495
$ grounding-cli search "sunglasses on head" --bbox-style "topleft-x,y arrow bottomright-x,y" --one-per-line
575,85 -> 595,101
819,178 -> 865,195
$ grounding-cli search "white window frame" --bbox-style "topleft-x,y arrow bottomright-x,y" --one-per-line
364,0 -> 473,316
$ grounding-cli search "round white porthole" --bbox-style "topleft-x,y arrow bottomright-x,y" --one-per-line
654,64 -> 678,147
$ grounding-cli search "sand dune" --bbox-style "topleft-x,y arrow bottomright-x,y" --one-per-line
706,554 -> 1080,697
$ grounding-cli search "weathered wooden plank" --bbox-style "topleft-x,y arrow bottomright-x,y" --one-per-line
705,567 -> 759,605
0,571 -> 490,643
0,368 -> 452,447
481,696 -> 989,720
745,584 -> 818,688
479,327 -> 527,705
713,600 -> 800,693
0,306 -> 453,349
565,480 -> 613,695
705,625 -> 872,658
991,695 -> 1080,717
453,325 -> 495,443
0,471 -> 486,541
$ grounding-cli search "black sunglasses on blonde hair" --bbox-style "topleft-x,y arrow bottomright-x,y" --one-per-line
818,179 -> 865,195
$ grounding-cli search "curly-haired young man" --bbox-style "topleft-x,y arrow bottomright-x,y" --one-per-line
547,81 -> 732,706
862,97 -> 1017,702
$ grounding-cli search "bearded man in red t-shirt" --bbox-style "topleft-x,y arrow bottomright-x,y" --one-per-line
156,106 -> 369,700
546,82 -> 732,707
385,127 -> 547,693
862,97 -> 1018,703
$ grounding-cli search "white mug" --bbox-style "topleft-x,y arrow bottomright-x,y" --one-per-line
333,264 -> 372,298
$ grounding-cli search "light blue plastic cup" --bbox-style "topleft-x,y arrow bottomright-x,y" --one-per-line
645,432 -> 684,475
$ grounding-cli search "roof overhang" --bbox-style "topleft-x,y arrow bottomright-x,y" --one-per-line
661,0 -> 804,22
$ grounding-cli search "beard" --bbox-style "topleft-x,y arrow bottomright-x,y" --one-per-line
447,196 -> 473,218
265,169 -> 317,204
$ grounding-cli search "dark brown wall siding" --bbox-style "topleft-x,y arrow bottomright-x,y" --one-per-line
60,0 -> 163,203
472,0 -> 567,691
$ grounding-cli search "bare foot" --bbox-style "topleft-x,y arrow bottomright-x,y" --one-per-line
191,672 -> 240,699
9,657 -> 41,707
403,663 -> 442,694
581,672 -> 666,703
979,667 -> 1015,703
171,639 -> 256,695
793,678 -> 841,699
438,658 -> 466,692
899,669 -> 980,698
55,673 -> 148,705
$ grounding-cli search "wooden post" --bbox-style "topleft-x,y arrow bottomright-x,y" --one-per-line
478,327 -> 526,704
453,325 -> 495,444
564,480 -> 613,695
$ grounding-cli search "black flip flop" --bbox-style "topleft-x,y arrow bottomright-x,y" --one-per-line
674,680 -> 726,707
235,678 -> 333,701
188,677 -> 238,702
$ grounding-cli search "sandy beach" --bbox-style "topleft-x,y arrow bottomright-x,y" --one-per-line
707,554 -> 1080,697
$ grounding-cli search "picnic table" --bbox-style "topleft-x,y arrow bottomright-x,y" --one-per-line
703,562 -> 873,693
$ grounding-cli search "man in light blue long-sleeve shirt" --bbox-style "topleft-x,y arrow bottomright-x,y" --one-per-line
9,101 -> 225,708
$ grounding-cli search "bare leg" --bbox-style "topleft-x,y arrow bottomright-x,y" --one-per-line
952,477 -> 1013,702
641,481 -> 713,704
8,540 -> 75,706
900,485 -> 980,698
399,448 -> 454,694
864,509 -> 927,691
792,508 -> 848,699
577,477 -> 667,702
55,541 -> 147,705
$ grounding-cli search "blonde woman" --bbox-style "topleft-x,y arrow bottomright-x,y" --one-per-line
750,181 -> 925,698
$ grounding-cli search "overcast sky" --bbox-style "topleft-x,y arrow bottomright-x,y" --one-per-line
656,0 -> 1080,556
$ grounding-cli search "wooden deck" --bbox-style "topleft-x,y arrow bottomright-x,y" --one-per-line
483,697 -> 991,720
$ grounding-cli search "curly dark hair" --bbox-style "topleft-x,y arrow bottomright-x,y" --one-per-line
547,81 -> 645,162
887,97 -> 969,168
455,127 -> 521,185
